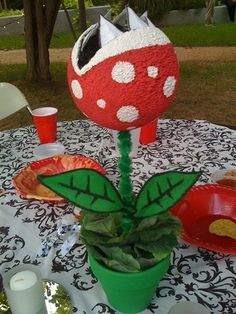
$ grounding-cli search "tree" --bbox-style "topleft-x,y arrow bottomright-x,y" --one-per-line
23,0 -> 89,81
0,0 -> 8,10
78,0 -> 87,33
23,0 -> 62,81
205,0 -> 216,25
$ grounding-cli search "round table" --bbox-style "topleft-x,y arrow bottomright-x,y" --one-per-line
0,119 -> 235,314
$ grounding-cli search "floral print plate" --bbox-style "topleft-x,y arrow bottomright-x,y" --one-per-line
13,155 -> 105,202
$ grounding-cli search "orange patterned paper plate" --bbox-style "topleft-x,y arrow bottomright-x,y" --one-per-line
13,155 -> 105,201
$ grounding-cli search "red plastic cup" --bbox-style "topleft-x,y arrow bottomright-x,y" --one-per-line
139,119 -> 158,145
32,107 -> 58,144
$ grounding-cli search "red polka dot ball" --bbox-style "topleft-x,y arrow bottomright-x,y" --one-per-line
67,8 -> 179,131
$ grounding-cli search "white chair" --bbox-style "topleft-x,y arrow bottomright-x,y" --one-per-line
0,82 -> 29,120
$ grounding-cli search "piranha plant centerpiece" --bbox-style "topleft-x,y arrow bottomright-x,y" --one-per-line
67,7 -> 179,131
38,8 -> 201,314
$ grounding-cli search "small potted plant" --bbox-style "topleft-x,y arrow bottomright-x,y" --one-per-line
39,8 -> 201,313
38,130 -> 200,313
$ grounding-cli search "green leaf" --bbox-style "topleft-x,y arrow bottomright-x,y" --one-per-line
38,169 -> 125,213
135,215 -> 159,231
139,224 -> 179,243
136,256 -> 160,270
135,171 -> 201,218
82,213 -> 121,237
135,233 -> 178,263
80,211 -> 125,247
96,245 -> 141,272
87,244 -> 141,272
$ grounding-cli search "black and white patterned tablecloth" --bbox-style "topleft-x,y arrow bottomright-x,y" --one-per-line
0,119 -> 235,314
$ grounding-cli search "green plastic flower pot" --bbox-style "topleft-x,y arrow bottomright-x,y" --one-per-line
89,255 -> 170,313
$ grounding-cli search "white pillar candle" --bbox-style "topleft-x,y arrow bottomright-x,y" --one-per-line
4,269 -> 48,314
168,301 -> 210,314
10,270 -> 37,290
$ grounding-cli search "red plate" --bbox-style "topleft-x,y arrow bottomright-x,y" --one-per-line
171,184 -> 236,254
13,155 -> 105,202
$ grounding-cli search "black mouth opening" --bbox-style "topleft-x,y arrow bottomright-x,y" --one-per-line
78,29 -> 100,69
77,24 -> 128,69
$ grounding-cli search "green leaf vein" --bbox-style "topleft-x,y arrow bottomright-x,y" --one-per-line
140,178 -> 184,212
60,173 -> 116,205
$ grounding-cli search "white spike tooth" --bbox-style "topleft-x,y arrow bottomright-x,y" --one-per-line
140,11 -> 156,28
127,7 -> 148,30
99,15 -> 123,47
141,11 -> 148,18
146,17 -> 156,28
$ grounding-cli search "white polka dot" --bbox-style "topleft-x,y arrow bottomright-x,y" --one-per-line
97,99 -> 106,109
163,76 -> 176,97
147,66 -> 158,78
71,80 -> 83,99
112,62 -> 135,83
117,106 -> 139,123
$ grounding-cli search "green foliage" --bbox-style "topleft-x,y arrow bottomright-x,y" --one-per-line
62,0 -> 78,9
130,0 -> 208,12
172,0 -> 207,10
0,9 -> 23,16
92,0 -> 122,16
0,291 -> 10,313
92,0 -> 108,5
127,0 -> 214,20
39,169 -> 201,272
6,0 -> 23,10
80,210 -> 181,272
120,0 -> 168,21
44,282 -> 72,314
86,0 -> 94,7
62,0 -> 94,9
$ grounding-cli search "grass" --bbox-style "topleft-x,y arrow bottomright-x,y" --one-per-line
1,23 -> 236,50
0,61 -> 236,131
163,23 -> 236,47
0,32 -> 77,50
163,61 -> 236,125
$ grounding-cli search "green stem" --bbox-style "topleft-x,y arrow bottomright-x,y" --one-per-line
118,131 -> 133,209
